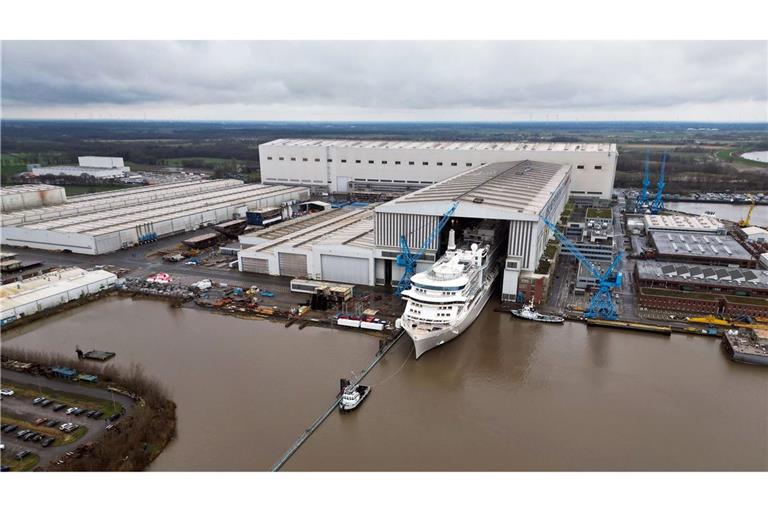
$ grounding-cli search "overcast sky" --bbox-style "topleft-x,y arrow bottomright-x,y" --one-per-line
2,41 -> 766,122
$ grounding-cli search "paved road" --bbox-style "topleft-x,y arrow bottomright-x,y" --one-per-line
1,371 -> 132,470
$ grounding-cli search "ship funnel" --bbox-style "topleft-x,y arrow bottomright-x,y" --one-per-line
447,229 -> 456,251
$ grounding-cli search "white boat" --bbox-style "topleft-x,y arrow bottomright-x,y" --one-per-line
511,299 -> 564,324
339,383 -> 371,412
395,223 -> 502,359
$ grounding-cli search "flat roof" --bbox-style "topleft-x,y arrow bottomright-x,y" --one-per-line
246,208 -> 351,241
262,138 -> 616,153
239,207 -> 375,257
378,160 -> 570,218
742,226 -> 768,236
0,184 -> 64,196
0,267 -> 117,314
2,179 -> 243,226
651,232 -> 753,262
644,214 -> 724,232
636,260 -> 768,290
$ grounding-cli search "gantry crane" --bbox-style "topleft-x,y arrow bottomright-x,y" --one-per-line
738,194 -> 756,227
394,202 -> 458,296
650,152 -> 667,214
541,216 -> 623,320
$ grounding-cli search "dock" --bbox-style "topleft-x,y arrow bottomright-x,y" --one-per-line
584,318 -> 672,335
270,329 -> 405,471
82,350 -> 116,361
723,329 -> 768,366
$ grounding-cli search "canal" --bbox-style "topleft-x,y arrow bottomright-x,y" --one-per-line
2,296 -> 766,470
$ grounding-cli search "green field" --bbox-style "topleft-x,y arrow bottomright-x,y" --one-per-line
715,148 -> 768,168
63,184 -> 134,196
161,156 -> 243,167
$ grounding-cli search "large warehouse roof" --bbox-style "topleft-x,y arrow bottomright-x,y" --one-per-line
1,179 -> 243,226
636,260 -> 768,290
240,206 -> 375,256
262,139 -> 615,153
376,160 -> 570,219
16,184 -> 302,236
651,232 -> 753,262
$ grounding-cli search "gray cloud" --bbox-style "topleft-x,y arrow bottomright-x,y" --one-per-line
2,41 -> 766,121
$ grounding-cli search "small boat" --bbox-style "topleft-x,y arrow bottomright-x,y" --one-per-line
511,299 -> 564,324
339,383 -> 371,412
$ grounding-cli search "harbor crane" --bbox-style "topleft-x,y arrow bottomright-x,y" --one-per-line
636,149 -> 652,213
650,152 -> 668,214
738,194 -> 756,227
394,202 -> 458,296
540,216 -> 623,320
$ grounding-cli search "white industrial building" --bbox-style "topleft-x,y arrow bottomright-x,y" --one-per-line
2,180 -> 309,255
259,138 -> 617,200
643,214 -> 726,234
1,184 -> 67,212
238,206 -> 375,285
740,226 -> 768,243
0,267 -> 117,326
238,159 -> 572,299
375,160 -> 571,301
30,155 -> 130,179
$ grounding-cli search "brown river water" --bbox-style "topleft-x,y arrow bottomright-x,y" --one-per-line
2,296 -> 766,470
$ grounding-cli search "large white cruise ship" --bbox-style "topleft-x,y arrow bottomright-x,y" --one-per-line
395,222 -> 503,359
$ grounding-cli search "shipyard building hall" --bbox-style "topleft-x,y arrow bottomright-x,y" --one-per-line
374,160 -> 571,301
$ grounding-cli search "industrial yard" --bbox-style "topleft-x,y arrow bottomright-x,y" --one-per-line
1,136 -> 767,473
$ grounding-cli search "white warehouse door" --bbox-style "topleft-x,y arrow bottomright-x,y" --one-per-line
278,252 -> 308,277
321,254 -> 370,285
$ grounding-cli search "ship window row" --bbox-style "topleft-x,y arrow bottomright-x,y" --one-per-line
415,283 -> 465,291
266,156 -> 478,167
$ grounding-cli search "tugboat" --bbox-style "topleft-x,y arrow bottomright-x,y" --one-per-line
338,378 -> 371,412
511,299 -> 564,324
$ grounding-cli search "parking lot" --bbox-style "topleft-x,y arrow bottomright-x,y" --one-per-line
1,373 -> 132,471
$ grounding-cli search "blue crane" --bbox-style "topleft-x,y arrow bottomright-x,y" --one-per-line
540,216 -> 623,320
394,202 -> 458,296
636,149 -> 651,212
650,152 -> 667,214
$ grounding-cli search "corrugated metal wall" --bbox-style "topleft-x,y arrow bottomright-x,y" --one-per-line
241,257 -> 269,274
508,220 -> 534,269
278,253 -> 308,277
375,212 -> 439,251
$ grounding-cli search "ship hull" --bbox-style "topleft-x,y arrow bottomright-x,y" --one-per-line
404,274 -> 497,359
510,310 -> 564,324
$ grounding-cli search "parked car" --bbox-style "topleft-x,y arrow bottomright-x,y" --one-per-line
45,420 -> 60,428
0,389 -> 14,396
91,411 -> 103,419
31,434 -> 42,443
108,413 -> 121,422
34,418 -> 47,425
52,403 -> 66,412
41,399 -> 53,407
0,466 -> 9,472
41,437 -> 55,448
65,407 -> 79,415
105,424 -> 115,431
4,425 -> 18,433
74,409 -> 88,416
15,450 -> 31,460
22,432 -> 36,441
32,397 -> 45,405
16,429 -> 30,438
